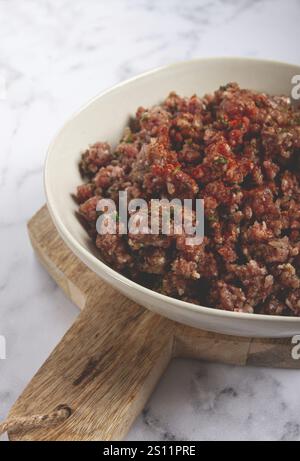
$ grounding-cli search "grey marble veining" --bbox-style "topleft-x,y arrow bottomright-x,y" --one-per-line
127,360 -> 300,441
0,0 -> 300,442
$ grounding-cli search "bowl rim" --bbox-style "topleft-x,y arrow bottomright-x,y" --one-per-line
45,56 -> 300,324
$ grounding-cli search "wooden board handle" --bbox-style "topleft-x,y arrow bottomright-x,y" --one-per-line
9,291 -> 174,441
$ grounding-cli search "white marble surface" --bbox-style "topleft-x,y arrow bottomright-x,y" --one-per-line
0,0 -> 300,442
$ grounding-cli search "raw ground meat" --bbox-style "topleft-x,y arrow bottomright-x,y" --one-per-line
75,83 -> 300,316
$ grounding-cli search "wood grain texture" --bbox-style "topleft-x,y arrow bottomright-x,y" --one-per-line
7,205 -> 300,441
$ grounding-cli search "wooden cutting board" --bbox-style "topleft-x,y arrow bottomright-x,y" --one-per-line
6,205 -> 300,441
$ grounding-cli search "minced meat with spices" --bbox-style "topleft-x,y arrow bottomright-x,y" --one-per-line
75,83 -> 300,316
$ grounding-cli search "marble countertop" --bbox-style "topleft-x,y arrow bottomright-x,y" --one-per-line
1,0 -> 300,442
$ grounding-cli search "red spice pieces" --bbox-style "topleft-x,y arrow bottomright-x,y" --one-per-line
76,83 -> 300,316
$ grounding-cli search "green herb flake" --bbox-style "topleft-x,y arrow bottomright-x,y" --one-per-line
207,214 -> 218,223
141,112 -> 149,121
214,156 -> 228,165
255,100 -> 264,108
218,116 -> 229,128
173,166 -> 181,173
124,133 -> 134,143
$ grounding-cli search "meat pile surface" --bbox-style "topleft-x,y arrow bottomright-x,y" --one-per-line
76,83 -> 300,316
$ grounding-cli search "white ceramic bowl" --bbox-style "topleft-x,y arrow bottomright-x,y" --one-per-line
45,57 -> 300,338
